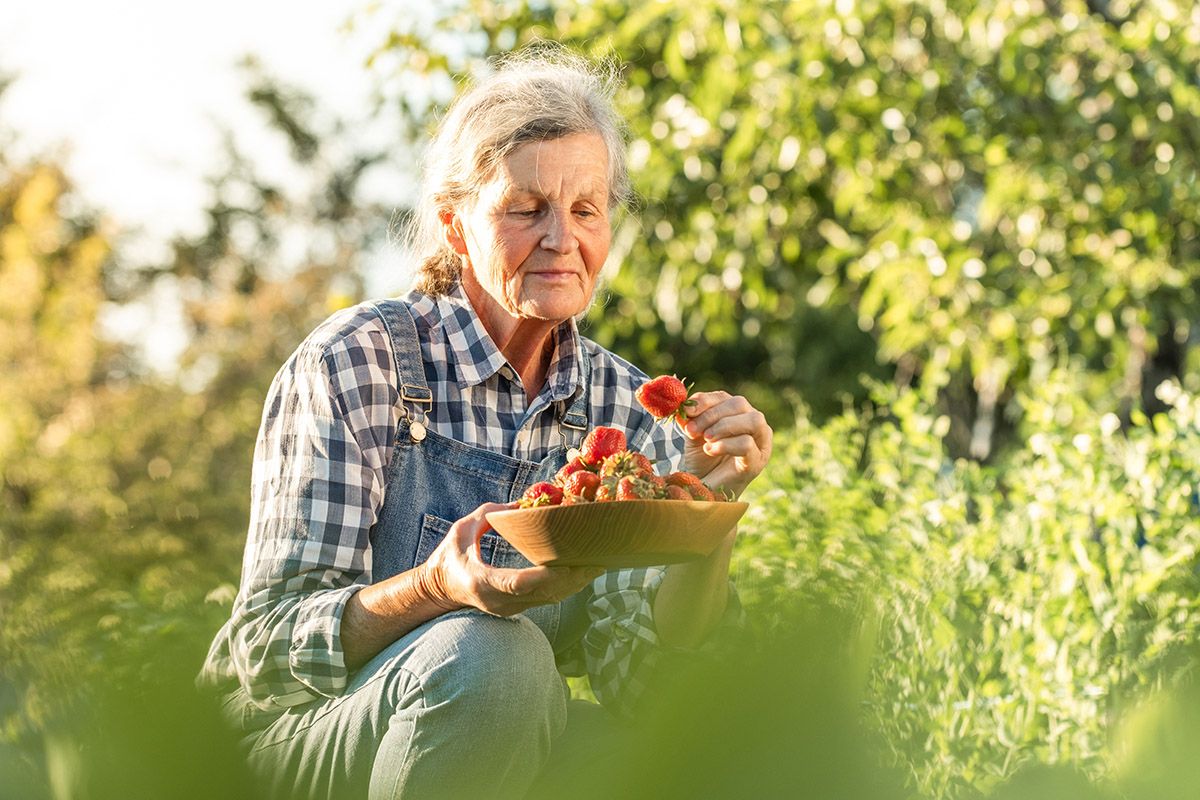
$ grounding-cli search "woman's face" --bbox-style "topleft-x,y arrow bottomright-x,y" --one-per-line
448,133 -> 612,326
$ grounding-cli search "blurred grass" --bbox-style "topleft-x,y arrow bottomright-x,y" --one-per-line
2,629 -> 259,800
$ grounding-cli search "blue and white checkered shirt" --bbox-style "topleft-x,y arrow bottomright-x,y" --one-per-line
200,284 -> 697,719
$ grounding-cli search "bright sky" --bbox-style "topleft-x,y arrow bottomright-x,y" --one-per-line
0,0 -> 416,366
0,0 -> 397,245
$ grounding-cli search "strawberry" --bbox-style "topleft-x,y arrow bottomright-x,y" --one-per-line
598,450 -> 654,481
664,485 -> 693,501
629,452 -> 655,474
554,456 -> 593,486
580,426 -> 627,467
518,481 -> 564,508
616,476 -> 646,501
636,375 -> 695,425
665,471 -> 716,501
595,479 -> 618,502
563,470 -> 601,502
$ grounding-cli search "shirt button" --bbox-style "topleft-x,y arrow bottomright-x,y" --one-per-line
500,366 -> 515,381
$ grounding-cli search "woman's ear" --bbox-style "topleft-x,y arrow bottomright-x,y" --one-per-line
439,209 -> 469,256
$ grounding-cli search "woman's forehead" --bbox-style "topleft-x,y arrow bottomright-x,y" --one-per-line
491,133 -> 611,198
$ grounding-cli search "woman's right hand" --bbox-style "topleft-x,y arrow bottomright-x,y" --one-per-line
419,503 -> 604,617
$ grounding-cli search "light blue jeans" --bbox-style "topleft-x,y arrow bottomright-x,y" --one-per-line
245,610 -> 570,799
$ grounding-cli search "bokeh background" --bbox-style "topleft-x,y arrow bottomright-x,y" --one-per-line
4,1 -> 1200,798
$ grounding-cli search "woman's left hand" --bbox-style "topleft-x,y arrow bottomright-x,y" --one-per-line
679,391 -> 773,499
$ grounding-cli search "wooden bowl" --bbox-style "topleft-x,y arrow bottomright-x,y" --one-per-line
485,500 -> 749,568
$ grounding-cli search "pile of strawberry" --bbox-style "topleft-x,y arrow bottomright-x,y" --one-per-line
518,425 -> 718,508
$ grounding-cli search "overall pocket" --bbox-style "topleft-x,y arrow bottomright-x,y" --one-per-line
415,514 -> 451,566
415,513 -> 508,565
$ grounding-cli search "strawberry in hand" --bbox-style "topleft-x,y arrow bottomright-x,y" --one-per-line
636,375 -> 695,426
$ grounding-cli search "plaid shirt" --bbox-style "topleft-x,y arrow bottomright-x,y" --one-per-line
200,284 -> 708,719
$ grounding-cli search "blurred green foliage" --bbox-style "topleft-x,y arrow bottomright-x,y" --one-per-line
0,67 -> 390,794
530,605 -> 910,800
735,377 -> 1200,797
4,1 -> 1200,797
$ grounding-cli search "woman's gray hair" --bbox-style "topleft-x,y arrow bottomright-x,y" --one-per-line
408,45 -> 632,296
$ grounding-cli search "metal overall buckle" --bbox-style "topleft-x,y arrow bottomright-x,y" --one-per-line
401,384 -> 433,443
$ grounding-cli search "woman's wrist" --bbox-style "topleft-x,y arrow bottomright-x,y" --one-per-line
341,563 -> 461,671
414,559 -> 462,614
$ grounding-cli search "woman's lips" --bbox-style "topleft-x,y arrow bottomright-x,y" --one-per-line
527,270 -> 577,280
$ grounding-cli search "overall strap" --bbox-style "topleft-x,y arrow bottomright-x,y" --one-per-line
558,341 -> 593,445
368,300 -> 433,409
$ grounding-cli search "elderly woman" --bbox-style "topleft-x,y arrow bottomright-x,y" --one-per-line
200,49 -> 772,799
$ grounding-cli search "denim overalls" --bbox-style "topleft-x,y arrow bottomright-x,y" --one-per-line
366,297 -> 599,653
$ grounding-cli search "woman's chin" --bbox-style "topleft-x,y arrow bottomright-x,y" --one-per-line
515,291 -> 588,322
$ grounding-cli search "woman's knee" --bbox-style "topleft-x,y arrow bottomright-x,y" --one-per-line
361,614 -> 566,799
396,611 -> 566,729
436,613 -> 562,703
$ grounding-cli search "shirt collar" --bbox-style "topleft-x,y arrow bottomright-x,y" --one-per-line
437,283 -> 584,402
544,321 -> 584,403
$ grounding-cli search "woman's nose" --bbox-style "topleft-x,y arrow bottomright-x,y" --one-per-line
539,208 -> 578,254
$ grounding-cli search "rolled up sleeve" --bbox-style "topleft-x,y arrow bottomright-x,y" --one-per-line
229,584 -> 362,707
582,567 -> 666,714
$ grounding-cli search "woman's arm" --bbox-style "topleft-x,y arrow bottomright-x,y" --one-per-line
572,389 -> 768,713
653,390 -> 772,647
341,504 -> 603,671
225,326 -> 393,708
340,563 -> 448,672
